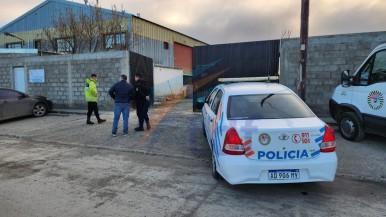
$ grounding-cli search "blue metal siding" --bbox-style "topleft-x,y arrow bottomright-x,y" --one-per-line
0,0 -> 131,34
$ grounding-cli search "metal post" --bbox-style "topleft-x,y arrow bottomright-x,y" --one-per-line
299,0 -> 309,101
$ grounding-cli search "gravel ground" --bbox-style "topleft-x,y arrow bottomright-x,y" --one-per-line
0,99 -> 385,217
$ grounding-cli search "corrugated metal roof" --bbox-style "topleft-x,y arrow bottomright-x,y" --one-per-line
132,16 -> 207,46
0,0 -> 131,34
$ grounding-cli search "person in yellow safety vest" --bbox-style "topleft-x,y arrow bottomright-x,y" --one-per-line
84,74 -> 106,124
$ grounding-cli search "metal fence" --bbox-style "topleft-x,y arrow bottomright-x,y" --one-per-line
129,51 -> 154,105
192,40 -> 280,111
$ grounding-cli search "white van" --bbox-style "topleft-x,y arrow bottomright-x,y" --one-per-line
329,44 -> 386,141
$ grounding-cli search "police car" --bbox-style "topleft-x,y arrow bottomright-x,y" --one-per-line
198,82 -> 337,184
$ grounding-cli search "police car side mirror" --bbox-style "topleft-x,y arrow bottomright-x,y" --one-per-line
195,97 -> 206,110
341,70 -> 353,87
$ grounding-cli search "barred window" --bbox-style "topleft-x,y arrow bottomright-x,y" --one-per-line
104,33 -> 126,50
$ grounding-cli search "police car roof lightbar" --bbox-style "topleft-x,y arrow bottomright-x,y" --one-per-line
218,76 -> 279,83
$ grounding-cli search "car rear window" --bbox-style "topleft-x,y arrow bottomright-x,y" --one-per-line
227,93 -> 315,120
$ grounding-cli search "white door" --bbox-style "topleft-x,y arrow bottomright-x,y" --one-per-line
352,49 -> 386,117
203,88 -> 218,145
14,67 -> 26,93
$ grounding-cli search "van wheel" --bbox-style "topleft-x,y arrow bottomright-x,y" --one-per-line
211,150 -> 220,180
339,112 -> 365,141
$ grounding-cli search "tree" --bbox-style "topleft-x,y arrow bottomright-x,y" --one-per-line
42,1 -> 129,54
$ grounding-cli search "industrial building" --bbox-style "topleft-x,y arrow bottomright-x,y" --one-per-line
0,0 -> 207,76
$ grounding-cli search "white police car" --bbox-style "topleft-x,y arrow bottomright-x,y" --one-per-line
198,82 -> 337,184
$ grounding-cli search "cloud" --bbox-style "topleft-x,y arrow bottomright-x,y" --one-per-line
1,0 -> 386,44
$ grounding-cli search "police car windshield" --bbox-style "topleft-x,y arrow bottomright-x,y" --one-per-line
227,93 -> 315,120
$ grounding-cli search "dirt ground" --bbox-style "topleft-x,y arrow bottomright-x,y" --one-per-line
0,99 -> 385,217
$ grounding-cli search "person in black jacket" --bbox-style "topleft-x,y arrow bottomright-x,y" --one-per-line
134,73 -> 150,131
109,74 -> 135,136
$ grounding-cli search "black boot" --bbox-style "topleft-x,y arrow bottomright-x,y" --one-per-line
98,119 -> 106,124
135,127 -> 144,131
87,116 -> 94,125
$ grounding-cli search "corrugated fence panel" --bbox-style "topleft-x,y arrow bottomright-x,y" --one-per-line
192,40 -> 280,111
129,51 -> 154,105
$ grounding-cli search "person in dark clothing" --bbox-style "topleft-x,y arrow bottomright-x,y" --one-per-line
84,74 -> 106,125
134,73 -> 150,131
109,74 -> 135,136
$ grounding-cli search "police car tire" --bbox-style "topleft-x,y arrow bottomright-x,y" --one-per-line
339,112 -> 365,141
211,151 -> 220,180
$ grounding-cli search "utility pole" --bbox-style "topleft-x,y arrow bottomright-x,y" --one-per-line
299,0 -> 309,101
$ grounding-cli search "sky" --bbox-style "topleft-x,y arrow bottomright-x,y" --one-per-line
0,0 -> 386,44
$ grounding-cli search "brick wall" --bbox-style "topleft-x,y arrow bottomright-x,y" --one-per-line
280,31 -> 386,116
0,51 -> 130,110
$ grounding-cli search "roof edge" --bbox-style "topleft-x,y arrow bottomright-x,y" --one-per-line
0,0 -> 132,33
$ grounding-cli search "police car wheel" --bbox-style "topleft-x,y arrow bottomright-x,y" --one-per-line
211,150 -> 220,179
339,112 -> 365,141
32,103 -> 48,117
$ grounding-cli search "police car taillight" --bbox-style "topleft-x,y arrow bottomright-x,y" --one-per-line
321,125 -> 336,152
223,128 -> 245,155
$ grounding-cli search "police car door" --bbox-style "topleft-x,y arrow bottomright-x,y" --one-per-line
353,49 -> 386,131
203,88 -> 218,144
207,89 -> 223,149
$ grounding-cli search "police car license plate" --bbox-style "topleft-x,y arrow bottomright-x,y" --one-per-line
268,169 -> 300,180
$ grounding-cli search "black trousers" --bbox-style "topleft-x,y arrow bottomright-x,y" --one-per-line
137,100 -> 150,128
87,102 -> 101,120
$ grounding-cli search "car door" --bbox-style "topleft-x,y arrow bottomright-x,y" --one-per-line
203,88 -> 218,142
207,89 -> 223,148
0,89 -> 31,119
352,49 -> 386,131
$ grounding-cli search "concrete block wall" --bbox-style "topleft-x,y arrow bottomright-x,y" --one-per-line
0,53 -> 38,88
280,31 -> 386,116
0,51 -> 130,110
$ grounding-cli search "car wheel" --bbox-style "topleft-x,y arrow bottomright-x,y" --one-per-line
339,112 -> 365,141
211,150 -> 220,180
32,103 -> 47,117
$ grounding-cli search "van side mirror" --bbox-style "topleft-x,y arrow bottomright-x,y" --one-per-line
341,70 -> 353,87
195,97 -> 206,110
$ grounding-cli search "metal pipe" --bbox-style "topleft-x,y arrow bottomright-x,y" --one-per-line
4,32 -> 25,45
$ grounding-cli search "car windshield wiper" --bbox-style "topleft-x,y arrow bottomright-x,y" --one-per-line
260,94 -> 275,107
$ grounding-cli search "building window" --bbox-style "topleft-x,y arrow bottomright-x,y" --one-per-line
104,33 -> 126,50
34,40 -> 42,50
56,38 -> 74,53
6,42 -> 22,49
164,42 -> 169,50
